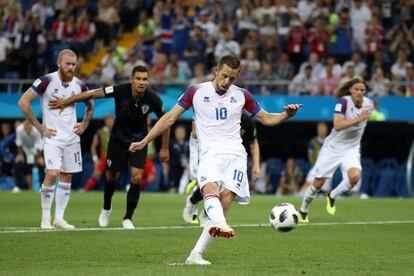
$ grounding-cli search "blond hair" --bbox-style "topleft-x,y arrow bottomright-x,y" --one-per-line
57,49 -> 77,63
334,76 -> 366,99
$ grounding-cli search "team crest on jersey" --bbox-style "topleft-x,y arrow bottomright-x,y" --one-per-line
203,96 -> 210,102
48,159 -> 53,165
230,97 -> 237,103
107,159 -> 112,167
71,90 -> 75,97
141,105 -> 150,114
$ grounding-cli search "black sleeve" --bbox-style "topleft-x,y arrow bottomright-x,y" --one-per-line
103,84 -> 121,98
150,91 -> 166,119
241,113 -> 256,143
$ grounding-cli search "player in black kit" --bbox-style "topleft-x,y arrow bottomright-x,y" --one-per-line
48,65 -> 170,229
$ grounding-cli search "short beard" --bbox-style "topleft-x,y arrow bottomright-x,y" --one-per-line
58,67 -> 73,82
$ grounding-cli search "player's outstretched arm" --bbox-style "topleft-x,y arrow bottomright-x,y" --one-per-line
333,110 -> 371,131
48,88 -> 105,110
255,104 -> 303,126
18,88 -> 56,138
129,104 -> 185,152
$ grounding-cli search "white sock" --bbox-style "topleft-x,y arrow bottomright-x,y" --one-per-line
330,178 -> 352,199
300,184 -> 319,213
191,220 -> 214,255
54,182 -> 72,221
204,194 -> 226,224
41,184 -> 55,220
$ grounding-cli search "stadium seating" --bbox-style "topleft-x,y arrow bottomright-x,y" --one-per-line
266,157 -> 284,193
372,158 -> 399,197
360,158 -> 375,195
394,161 -> 409,198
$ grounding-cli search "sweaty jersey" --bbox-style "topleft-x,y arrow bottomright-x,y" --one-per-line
31,71 -> 88,146
178,82 -> 261,157
324,95 -> 374,150
104,84 -> 165,143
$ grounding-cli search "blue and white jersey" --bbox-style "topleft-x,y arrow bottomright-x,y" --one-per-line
31,71 -> 88,146
324,95 -> 374,150
178,82 -> 261,157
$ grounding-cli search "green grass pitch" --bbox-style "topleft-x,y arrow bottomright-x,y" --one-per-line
0,191 -> 413,275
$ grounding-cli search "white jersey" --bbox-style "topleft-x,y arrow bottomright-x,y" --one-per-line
15,124 -> 42,164
31,71 -> 88,146
324,95 -> 374,151
178,82 -> 261,157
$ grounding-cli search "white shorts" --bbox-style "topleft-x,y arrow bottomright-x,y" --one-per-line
189,136 -> 199,180
197,153 -> 250,204
313,145 -> 361,179
43,142 -> 82,173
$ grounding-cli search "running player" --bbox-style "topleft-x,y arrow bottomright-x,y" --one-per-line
299,76 -> 373,222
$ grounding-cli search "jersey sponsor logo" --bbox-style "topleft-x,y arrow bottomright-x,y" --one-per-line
104,86 -> 114,94
335,103 -> 342,112
203,96 -> 210,102
141,105 -> 150,114
33,79 -> 41,87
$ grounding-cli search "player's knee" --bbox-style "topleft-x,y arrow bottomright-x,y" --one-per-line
348,170 -> 361,186
313,178 -> 325,189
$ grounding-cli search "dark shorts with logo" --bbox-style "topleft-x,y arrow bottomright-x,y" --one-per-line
106,138 -> 148,171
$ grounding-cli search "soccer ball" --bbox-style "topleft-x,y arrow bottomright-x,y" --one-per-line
269,203 -> 299,232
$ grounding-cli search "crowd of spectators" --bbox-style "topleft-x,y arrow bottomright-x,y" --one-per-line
0,0 -> 414,96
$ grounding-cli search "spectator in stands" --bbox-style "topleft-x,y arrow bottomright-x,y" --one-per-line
340,65 -> 356,83
350,0 -> 372,53
189,63 -> 209,85
368,67 -> 390,96
258,36 -> 280,64
0,26 -> 13,84
368,49 -> 390,78
319,56 -> 342,79
164,52 -> 191,80
386,20 -> 414,59
276,157 -> 304,196
168,125 -> 189,193
117,50 -> 147,81
308,17 -> 330,61
331,7 -> 353,64
31,0 -> 55,29
195,9 -> 218,40
71,10 -> 96,60
342,51 -> 367,78
240,48 -> 261,80
289,65 -> 318,96
83,114 -> 114,192
3,3 -> 23,40
299,52 -> 324,80
171,7 -> 192,58
258,61 -> 279,95
214,28 -> 240,60
183,27 -> 207,69
234,1 -> 258,41
287,15 -> 307,73
137,10 -> 155,45
364,16 -> 385,67
15,11 -> 42,79
13,120 -> 44,192
95,0 -> 120,46
319,63 -> 341,96
391,49 -> 413,81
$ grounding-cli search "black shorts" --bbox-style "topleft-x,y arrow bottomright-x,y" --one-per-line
106,138 -> 148,171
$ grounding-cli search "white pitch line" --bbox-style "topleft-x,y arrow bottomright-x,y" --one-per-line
1,220 -> 414,234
